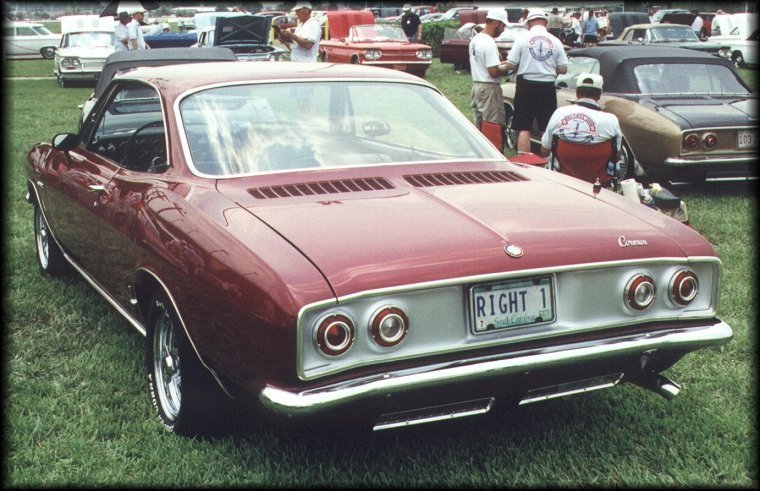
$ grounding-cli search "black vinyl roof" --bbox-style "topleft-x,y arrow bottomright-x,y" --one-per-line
95,47 -> 237,98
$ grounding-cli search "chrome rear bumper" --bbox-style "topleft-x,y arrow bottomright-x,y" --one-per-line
259,321 -> 732,417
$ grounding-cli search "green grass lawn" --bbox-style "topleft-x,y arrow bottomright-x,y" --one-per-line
4,59 -> 756,487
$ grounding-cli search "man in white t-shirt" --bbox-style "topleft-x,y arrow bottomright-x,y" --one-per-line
691,11 -> 704,38
540,73 -> 623,177
279,1 -> 322,62
503,9 -> 568,154
114,12 -> 131,52
128,9 -> 149,50
469,9 -> 510,144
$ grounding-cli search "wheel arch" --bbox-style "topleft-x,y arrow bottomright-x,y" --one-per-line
134,267 -> 236,398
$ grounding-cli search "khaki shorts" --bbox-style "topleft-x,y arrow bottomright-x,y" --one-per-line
471,82 -> 506,128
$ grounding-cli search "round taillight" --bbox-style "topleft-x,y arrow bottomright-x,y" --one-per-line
670,269 -> 698,306
702,133 -> 718,149
625,274 -> 656,311
684,134 -> 700,150
370,306 -> 409,347
315,314 -> 355,356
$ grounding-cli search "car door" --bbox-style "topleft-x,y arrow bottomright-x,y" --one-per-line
82,81 -> 168,304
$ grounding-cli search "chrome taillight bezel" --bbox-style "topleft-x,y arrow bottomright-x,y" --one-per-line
369,306 -> 409,348
314,313 -> 356,357
669,269 -> 699,306
625,274 -> 656,311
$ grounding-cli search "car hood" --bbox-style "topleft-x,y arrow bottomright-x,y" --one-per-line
56,46 -> 114,58
217,165 -> 711,298
214,15 -> 270,46
627,94 -> 756,129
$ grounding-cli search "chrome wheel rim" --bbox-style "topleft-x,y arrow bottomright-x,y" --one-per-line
153,313 -> 182,421
505,114 -> 518,150
35,209 -> 50,270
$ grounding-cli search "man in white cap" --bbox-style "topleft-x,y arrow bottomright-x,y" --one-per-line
540,73 -> 623,179
128,9 -> 149,50
114,11 -> 131,52
279,1 -> 322,62
400,4 -> 422,42
502,9 -> 567,153
468,8 -> 511,148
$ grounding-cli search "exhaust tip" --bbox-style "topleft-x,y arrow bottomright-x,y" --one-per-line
630,372 -> 681,401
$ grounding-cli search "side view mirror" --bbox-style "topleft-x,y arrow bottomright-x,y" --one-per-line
362,120 -> 391,138
52,133 -> 80,151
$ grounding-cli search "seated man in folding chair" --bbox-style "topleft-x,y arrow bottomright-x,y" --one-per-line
539,73 -> 623,189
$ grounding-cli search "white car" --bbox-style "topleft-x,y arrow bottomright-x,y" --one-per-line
709,13 -> 758,68
3,21 -> 61,59
54,30 -> 116,87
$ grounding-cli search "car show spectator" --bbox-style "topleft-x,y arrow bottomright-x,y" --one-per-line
128,9 -> 149,49
548,7 -> 564,38
114,11 -> 130,52
468,9 -> 511,148
691,11 -> 704,38
540,73 -> 623,158
400,4 -> 422,43
568,12 -> 582,46
504,9 -> 568,154
711,10 -> 729,35
279,1 -> 321,62
582,8 -> 599,46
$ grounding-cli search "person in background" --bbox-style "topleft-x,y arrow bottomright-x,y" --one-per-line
711,9 -> 728,36
548,7 -> 564,39
518,9 -> 529,24
581,8 -> 599,46
128,9 -> 149,49
400,4 -> 422,43
597,27 -> 607,42
503,9 -> 568,154
468,9 -> 511,143
691,11 -> 704,39
279,1 -> 322,62
568,12 -> 582,46
114,11 -> 130,52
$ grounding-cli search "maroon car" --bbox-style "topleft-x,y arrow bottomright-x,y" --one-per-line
26,61 -> 732,435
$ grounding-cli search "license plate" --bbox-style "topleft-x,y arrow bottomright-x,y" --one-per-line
470,276 -> 554,334
393,64 -> 407,70
737,130 -> 758,149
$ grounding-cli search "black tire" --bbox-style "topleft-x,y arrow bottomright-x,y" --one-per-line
617,140 -> 635,180
57,74 -> 67,88
40,46 -> 55,59
731,51 -> 746,69
33,202 -> 68,276
504,108 -> 518,151
146,291 -> 230,436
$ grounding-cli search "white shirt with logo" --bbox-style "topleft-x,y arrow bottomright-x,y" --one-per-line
127,19 -> 146,49
291,17 -> 322,62
469,32 -> 502,83
541,98 -> 622,149
506,24 -> 568,82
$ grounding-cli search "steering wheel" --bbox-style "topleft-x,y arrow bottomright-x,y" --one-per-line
122,120 -> 165,170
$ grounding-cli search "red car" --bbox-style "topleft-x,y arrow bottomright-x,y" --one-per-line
26,61 -> 732,436
319,10 -> 433,78
440,23 -> 528,71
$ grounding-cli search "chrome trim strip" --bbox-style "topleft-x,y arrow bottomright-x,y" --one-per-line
665,156 -> 756,166
263,321 -> 733,416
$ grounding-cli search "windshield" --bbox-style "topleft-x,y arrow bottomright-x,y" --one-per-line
31,25 -> 54,36
67,32 -> 115,48
650,26 -> 699,42
179,81 -> 502,177
350,25 -> 408,42
633,63 -> 748,93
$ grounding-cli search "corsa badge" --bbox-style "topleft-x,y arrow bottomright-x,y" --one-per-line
504,244 -> 523,258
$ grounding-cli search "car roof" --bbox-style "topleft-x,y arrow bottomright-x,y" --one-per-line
568,46 -> 736,93
95,47 -> 237,98
115,61 -> 430,101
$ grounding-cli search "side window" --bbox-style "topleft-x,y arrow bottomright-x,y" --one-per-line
86,82 -> 168,173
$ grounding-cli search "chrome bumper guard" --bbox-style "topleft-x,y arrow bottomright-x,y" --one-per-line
259,321 -> 732,417
665,156 -> 756,167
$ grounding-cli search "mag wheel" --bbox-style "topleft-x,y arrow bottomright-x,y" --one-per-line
41,46 -> 55,59
504,109 -> 518,151
146,291 -> 230,436
33,202 -> 68,276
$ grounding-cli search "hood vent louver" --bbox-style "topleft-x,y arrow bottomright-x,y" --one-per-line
250,177 -> 394,199
404,171 -> 526,187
